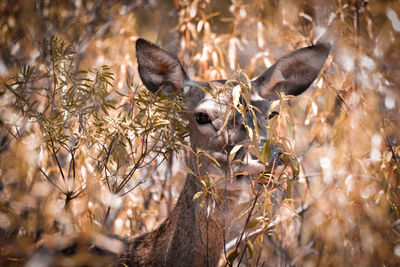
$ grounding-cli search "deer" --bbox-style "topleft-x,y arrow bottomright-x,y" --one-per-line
118,38 -> 330,266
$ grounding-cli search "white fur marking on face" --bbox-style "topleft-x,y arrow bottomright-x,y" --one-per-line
183,85 -> 190,94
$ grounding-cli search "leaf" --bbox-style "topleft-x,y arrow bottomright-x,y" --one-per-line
232,84 -> 241,108
264,196 -> 274,217
286,178 -> 291,199
198,149 -> 220,167
261,140 -> 271,163
267,116 -> 278,140
217,108 -> 232,136
227,249 -> 241,263
200,178 -> 207,188
290,158 -> 300,179
229,144 -> 243,163
183,165 -> 196,176
244,124 -> 254,142
285,116 -> 294,140
246,217 -> 260,231
246,240 -> 254,258
193,191 -> 203,201
251,109 -> 259,140
154,119 -> 170,127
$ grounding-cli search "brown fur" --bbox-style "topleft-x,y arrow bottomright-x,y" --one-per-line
122,175 -> 241,266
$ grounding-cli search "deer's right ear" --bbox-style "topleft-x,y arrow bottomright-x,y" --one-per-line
136,38 -> 190,94
251,43 -> 331,100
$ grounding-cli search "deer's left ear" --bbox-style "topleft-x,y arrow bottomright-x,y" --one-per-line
252,43 -> 331,100
136,38 -> 190,95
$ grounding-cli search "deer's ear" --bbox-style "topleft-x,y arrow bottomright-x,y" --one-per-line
136,38 -> 190,94
252,43 -> 331,100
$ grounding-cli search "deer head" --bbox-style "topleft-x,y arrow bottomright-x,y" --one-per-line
136,38 -> 330,186
129,38 -> 330,266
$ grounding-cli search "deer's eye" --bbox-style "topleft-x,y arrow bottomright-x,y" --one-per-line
268,111 -> 279,120
195,112 -> 211,125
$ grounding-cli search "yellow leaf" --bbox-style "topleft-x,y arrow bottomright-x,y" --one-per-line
229,144 -> 243,163
232,85 -> 241,108
227,249 -> 240,263
198,149 -> 220,167
193,191 -> 203,201
246,240 -> 254,258
183,165 -> 196,177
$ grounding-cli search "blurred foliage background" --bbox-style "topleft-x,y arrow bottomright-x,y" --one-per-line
1,0 -> 400,266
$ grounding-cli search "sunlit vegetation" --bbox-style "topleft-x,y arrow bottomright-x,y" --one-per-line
1,0 -> 400,266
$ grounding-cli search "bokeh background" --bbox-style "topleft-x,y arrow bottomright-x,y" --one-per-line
1,0 -> 400,266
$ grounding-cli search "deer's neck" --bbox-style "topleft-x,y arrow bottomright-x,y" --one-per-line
123,174 -> 240,267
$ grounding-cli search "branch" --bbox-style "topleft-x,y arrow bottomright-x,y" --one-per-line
225,202 -> 311,251
37,165 -> 65,194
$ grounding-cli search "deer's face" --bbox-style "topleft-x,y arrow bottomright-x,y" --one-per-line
179,80 -> 271,178
183,81 -> 266,151
136,38 -> 330,183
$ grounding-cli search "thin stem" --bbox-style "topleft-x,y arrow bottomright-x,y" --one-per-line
228,190 -> 261,266
37,165 -> 65,194
223,151 -> 229,261
103,206 -> 111,230
206,192 -> 210,267
50,138 -> 66,182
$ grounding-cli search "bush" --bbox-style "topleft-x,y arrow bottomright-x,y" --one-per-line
1,0 -> 400,266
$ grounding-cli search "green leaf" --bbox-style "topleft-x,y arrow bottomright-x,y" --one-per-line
227,249 -> 241,263
246,240 -> 254,258
246,217 -> 260,231
183,165 -> 196,176
260,140 -> 271,163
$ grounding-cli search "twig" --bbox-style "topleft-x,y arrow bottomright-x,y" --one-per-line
37,165 -> 65,194
50,138 -> 66,182
225,202 -> 311,251
227,190 -> 261,266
